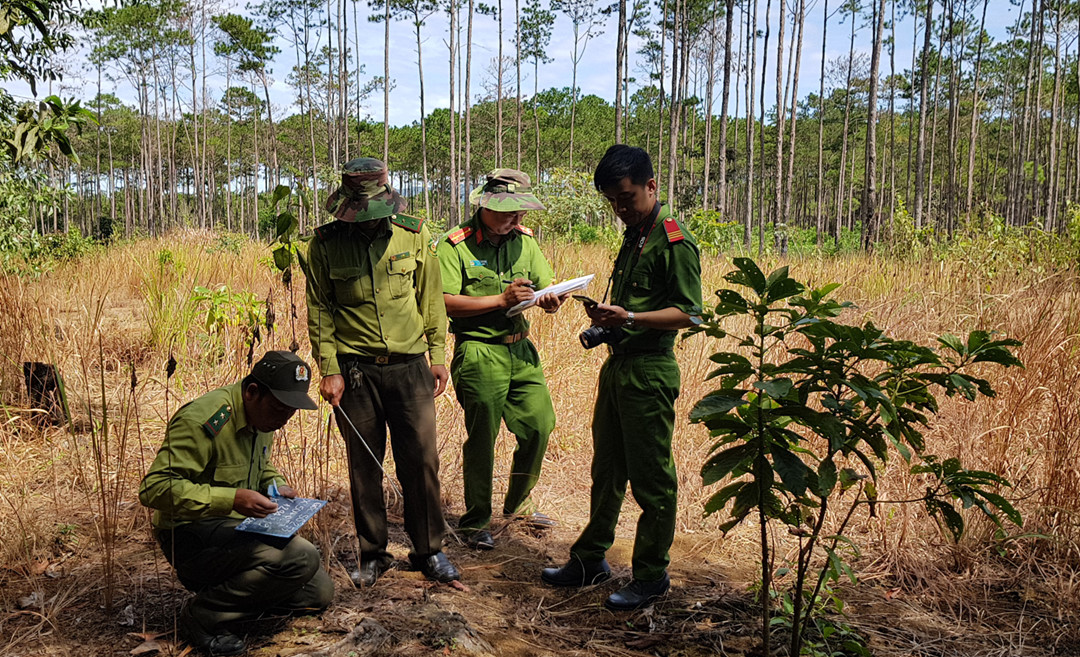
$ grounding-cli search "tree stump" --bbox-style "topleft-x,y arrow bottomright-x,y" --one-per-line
23,362 -> 71,426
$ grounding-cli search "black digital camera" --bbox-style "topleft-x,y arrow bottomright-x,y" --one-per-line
578,325 -> 626,349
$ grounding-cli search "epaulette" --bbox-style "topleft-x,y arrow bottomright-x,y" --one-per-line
515,225 -> 535,237
662,216 -> 685,243
390,214 -> 424,233
446,225 -> 474,245
313,221 -> 342,241
202,404 -> 232,438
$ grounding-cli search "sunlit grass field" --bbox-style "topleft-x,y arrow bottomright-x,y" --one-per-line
2,230 -> 1079,653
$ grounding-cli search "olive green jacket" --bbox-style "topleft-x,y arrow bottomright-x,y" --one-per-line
437,215 -> 555,340
138,383 -> 284,529
609,203 -> 703,353
305,217 -> 447,376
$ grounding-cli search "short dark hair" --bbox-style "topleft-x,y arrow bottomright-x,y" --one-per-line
241,374 -> 271,397
593,145 -> 654,191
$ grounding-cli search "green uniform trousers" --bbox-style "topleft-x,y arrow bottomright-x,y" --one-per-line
156,518 -> 334,629
451,338 -> 555,531
571,351 -> 680,582
334,355 -> 446,561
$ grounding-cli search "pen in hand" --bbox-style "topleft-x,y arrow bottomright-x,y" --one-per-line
502,279 -> 536,289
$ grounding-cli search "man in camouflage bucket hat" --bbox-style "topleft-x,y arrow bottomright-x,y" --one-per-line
306,157 -> 460,587
438,169 -> 567,550
325,157 -> 408,222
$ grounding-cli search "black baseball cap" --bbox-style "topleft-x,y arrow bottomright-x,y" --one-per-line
250,351 -> 319,410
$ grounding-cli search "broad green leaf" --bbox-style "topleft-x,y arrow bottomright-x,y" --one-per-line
754,378 -> 794,400
702,443 -> 756,485
276,211 -> 298,239
817,457 -> 838,496
976,491 -> 1022,527
936,333 -> 966,356
272,184 -> 292,206
765,277 -> 804,303
704,481 -> 746,516
272,246 -> 291,271
726,257 -> 767,296
689,391 -> 746,422
771,443 -> 808,498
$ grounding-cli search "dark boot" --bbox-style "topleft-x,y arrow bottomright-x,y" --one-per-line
540,556 -> 611,587
178,602 -> 245,656
604,572 -> 670,611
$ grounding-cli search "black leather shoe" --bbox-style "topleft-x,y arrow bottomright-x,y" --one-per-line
540,557 -> 611,587
410,551 -> 460,583
604,573 -> 670,611
179,603 -> 245,656
464,530 -> 495,550
349,557 -> 394,588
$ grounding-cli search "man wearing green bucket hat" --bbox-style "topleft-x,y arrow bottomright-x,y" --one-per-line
438,169 -> 566,550
305,158 -> 460,587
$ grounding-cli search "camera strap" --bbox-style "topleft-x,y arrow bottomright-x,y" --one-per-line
605,203 -> 661,305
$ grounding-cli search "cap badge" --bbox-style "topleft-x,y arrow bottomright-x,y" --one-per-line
295,364 -> 309,382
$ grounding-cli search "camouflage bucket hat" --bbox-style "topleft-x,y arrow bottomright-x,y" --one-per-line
468,169 -> 546,213
326,157 -> 407,222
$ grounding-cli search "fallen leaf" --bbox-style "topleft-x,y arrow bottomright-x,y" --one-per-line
17,592 -> 42,609
447,580 -> 471,592
884,587 -> 902,600
130,639 -> 161,655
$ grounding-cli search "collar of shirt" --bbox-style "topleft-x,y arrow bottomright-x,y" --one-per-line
621,202 -> 662,248
471,220 -> 521,247
228,382 -> 251,435
343,218 -> 391,240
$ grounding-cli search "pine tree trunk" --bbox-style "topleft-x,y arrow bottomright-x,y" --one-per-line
965,0 -> 989,217
718,0 -> 734,218
913,0 -> 934,229
861,0 -> 885,248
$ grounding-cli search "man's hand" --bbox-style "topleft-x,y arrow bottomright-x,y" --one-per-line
501,278 -> 536,308
536,292 -> 568,313
586,302 -> 630,328
431,364 -> 449,397
320,374 -> 345,407
276,484 -> 298,499
234,489 -> 279,518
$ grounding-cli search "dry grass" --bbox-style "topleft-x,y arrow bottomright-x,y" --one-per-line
1,233 -> 1079,655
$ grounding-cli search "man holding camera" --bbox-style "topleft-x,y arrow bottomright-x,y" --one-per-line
438,169 -> 565,550
541,145 -> 702,611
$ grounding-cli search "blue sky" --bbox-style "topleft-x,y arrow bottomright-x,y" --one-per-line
17,0 -> 1026,126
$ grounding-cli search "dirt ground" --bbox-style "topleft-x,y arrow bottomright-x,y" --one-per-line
3,499 -> 1079,657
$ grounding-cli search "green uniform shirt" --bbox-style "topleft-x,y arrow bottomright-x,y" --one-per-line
437,216 -> 555,340
609,203 -> 703,353
306,218 -> 447,376
139,383 -> 284,530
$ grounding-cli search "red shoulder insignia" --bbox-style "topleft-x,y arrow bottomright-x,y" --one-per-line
515,225 -> 535,237
447,226 -> 474,245
662,217 -> 685,243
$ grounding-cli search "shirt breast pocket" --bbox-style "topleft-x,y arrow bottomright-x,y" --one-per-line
212,463 -> 248,489
388,257 -> 417,298
329,266 -> 368,305
464,264 -> 498,295
627,269 -> 653,298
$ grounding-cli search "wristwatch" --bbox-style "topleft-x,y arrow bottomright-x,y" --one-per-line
624,311 -> 636,327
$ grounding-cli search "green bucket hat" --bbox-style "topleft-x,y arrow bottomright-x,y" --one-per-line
468,169 -> 546,213
326,157 -> 407,222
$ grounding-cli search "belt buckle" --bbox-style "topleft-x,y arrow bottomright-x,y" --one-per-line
375,355 -> 390,364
